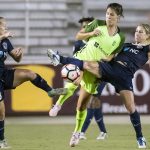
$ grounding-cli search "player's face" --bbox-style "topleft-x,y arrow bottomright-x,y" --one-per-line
106,8 -> 119,26
81,21 -> 90,29
0,28 -> 6,37
135,26 -> 149,43
0,20 -> 7,30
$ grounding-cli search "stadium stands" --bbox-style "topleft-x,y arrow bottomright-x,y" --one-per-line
0,0 -> 149,63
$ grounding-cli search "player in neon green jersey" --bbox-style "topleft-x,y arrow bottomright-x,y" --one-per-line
47,3 -> 125,147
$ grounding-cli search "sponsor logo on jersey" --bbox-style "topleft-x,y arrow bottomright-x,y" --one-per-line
123,47 -> 139,54
129,48 -> 139,54
112,41 -> 116,46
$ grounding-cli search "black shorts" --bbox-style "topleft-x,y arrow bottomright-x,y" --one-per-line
0,69 -> 15,101
99,61 -> 133,93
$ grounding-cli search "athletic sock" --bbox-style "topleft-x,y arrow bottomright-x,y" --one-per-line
56,82 -> 77,105
94,107 -> 107,133
60,56 -> 83,70
31,74 -> 52,92
81,108 -> 94,133
74,109 -> 87,132
130,110 -> 143,138
0,120 -> 4,140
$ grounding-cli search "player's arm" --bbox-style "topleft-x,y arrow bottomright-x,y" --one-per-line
76,19 -> 104,40
76,28 -> 100,40
9,47 -> 23,62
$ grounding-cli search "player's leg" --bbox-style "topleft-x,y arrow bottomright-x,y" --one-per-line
49,82 -> 78,116
0,80 -> 10,148
93,104 -> 107,140
80,108 -> 94,140
120,90 -> 146,149
47,49 -> 101,77
13,69 -> 67,97
0,101 -> 10,149
93,82 -> 107,140
70,87 -> 91,147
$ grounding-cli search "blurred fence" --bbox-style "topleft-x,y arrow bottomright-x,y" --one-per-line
0,0 -> 150,57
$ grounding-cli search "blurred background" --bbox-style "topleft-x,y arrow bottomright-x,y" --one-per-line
1,0 -> 150,116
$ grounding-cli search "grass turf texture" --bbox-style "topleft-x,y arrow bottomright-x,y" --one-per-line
6,124 -> 149,150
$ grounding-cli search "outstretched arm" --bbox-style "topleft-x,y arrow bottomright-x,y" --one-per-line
9,47 -> 23,62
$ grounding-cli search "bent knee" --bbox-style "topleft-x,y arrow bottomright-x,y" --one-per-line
126,105 -> 136,113
77,104 -> 86,111
22,70 -> 37,80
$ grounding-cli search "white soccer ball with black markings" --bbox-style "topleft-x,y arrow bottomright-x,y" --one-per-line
61,64 -> 80,82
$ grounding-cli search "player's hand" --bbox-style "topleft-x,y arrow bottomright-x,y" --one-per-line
14,47 -> 23,57
2,30 -> 14,38
73,71 -> 83,85
92,28 -> 101,36
73,76 -> 81,86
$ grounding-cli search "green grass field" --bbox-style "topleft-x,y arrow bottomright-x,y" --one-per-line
5,124 -> 150,150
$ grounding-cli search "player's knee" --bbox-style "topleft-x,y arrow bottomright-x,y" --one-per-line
24,70 -> 37,80
0,101 -> 5,120
0,110 -> 5,120
77,104 -> 86,111
126,104 -> 135,113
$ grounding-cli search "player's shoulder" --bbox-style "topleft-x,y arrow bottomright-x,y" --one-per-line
87,19 -> 106,26
1,38 -> 11,44
117,29 -> 125,41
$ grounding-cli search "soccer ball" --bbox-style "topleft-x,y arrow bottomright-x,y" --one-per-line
61,64 -> 80,82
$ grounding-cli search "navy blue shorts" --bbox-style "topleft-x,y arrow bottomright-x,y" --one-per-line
93,81 -> 106,97
99,61 -> 133,93
0,69 -> 15,101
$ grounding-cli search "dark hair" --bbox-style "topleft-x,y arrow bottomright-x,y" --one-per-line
78,17 -> 94,24
107,3 -> 124,17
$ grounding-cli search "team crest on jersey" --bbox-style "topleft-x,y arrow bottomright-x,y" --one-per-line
2,42 -> 8,50
123,47 -> 130,51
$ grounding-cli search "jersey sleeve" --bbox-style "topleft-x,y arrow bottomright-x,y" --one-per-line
84,19 -> 106,33
2,38 -> 14,53
111,32 -> 125,54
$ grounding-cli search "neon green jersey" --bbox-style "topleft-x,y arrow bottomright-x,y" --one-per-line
74,19 -> 125,61
73,19 -> 125,94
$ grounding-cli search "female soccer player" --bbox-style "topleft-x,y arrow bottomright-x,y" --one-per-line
48,24 -> 150,148
0,17 -> 67,148
50,17 -> 108,140
48,3 -> 125,147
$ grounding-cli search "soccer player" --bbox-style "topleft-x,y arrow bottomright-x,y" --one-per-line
48,3 -> 125,147
74,17 -> 107,140
47,24 -> 150,148
50,16 -> 108,140
0,17 -> 67,148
